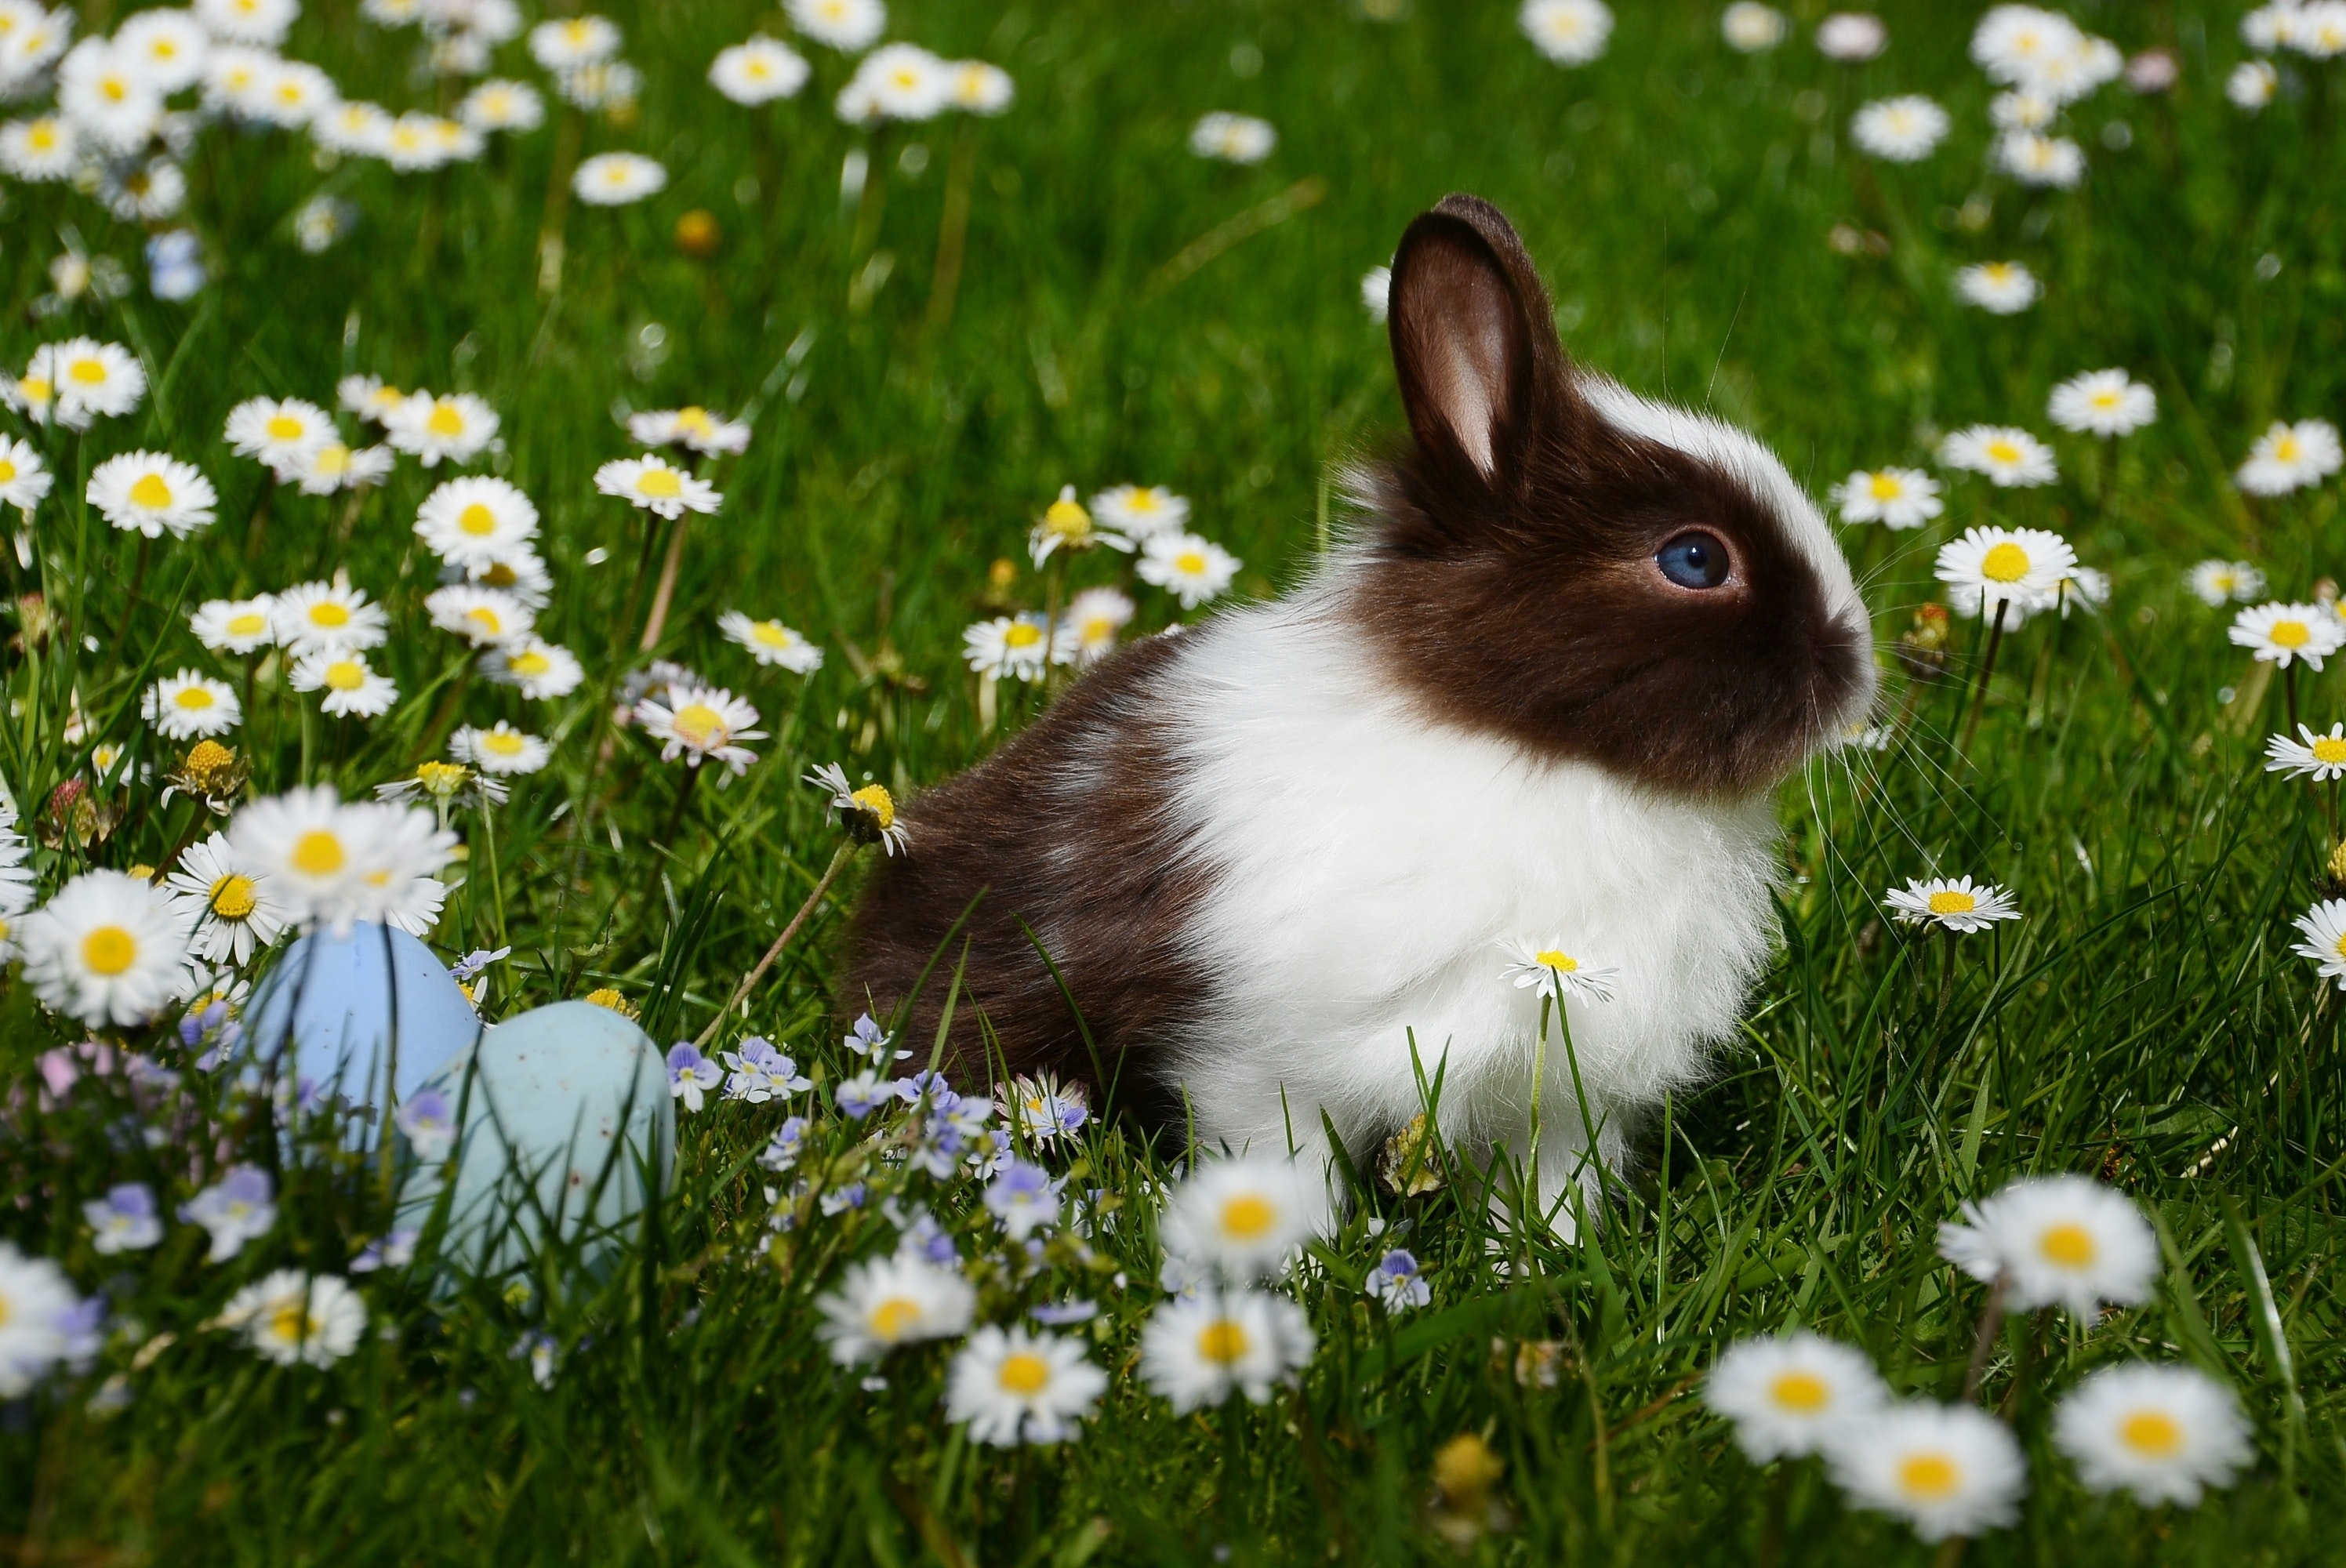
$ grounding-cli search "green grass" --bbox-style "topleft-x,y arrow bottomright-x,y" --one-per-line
6,0 -> 2346,1562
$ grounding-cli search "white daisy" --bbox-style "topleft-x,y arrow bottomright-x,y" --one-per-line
1189,111 -> 1275,163
719,611 -> 823,673
0,114 -> 78,181
450,721 -> 550,776
1833,466 -> 1941,528
1825,1403 -> 2026,1543
526,14 -> 618,71
336,374 -> 406,423
626,405 -> 750,456
1937,1173 -> 2157,1319
2289,896 -> 2346,990
19,869 -> 194,1027
0,1242 -> 79,1398
1059,586 -> 1135,666
289,441 -> 394,496
40,337 -> 147,426
1090,485 -> 1189,539
192,595 -> 275,654
2053,1363 -> 2252,1506
2264,722 -> 2346,782
290,650 -> 398,717
552,59 -> 639,113
2187,559 -> 2265,606
1814,11 -> 1888,60
201,44 -> 275,119
2228,59 -> 2279,110
1706,1331 -> 1888,1461
573,151 -> 666,206
2229,601 -> 2345,670
482,639 -> 584,700
2295,0 -> 2346,55
58,41 -> 165,154
1138,532 -> 1240,609
270,577 -> 388,655
1883,876 -> 2021,933
311,96 -> 393,155
709,35 -> 808,105
1520,0 -> 1614,64
2242,2 -> 2300,50
2048,369 -> 2155,437
785,0 -> 884,53
1935,524 -> 2075,620
413,475 -> 539,568
423,583 -> 533,648
1139,1287 -> 1316,1413
806,761 -> 910,854
2235,419 -> 2343,496
843,42 -> 951,123
594,453 -> 718,517
1721,3 -> 1787,53
195,0 -> 298,48
1938,427 -> 2058,488
946,1325 -> 1106,1447
352,800 -> 455,935
1971,4 -> 2080,85
1996,130 -> 2086,187
381,390 -> 498,467
458,78 -> 543,132
1160,1152 -> 1328,1283
1955,260 -> 2039,314
87,452 -> 217,539
1361,263 -> 1392,322
0,435 -> 53,514
165,831 -> 289,966
225,785 -> 383,931
1498,936 -> 1622,1004
636,684 -> 764,774
1989,89 -> 2057,131
816,1253 -> 975,1363
223,397 -> 335,477
1028,485 -> 1132,565
467,548 -> 551,608
143,670 -> 241,739
218,1270 -> 368,1367
1851,96 -> 1949,162
100,157 -> 187,222
252,58 -> 335,128
946,59 -> 1013,114
963,614 -> 1056,682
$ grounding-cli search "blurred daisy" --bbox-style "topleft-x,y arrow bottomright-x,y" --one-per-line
626,405 -> 750,456
554,60 -> 640,114
198,0 -> 299,47
451,721 -> 550,776
223,397 -> 336,477
2298,2 -> 2346,55
1722,3 -> 1787,52
1500,937 -> 1621,1004
226,786 -> 379,930
100,158 -> 187,222
347,802 -> 454,935
2236,419 -> 2343,496
165,831 -> 289,966
1030,485 -> 1132,565
594,453 -> 718,517
2242,2 -> 2301,49
947,1327 -> 1106,1446
1972,4 -> 2081,85
2049,369 -> 2155,437
424,583 -> 534,648
2265,723 -> 2346,781
2289,896 -> 2346,989
376,760 -> 506,818
0,1241 -> 78,1398
1366,1249 -> 1431,1312
1955,261 -> 2039,314
20,869 -> 193,1028
0,115 -> 77,181
483,639 -> 584,700
60,43 -> 165,154
1938,426 -> 2058,488
383,390 -> 499,467
818,1254 -> 975,1364
2054,1363 -> 2252,1506
786,0 -> 884,52
337,373 -> 406,424
964,614 -> 1055,681
459,78 -> 543,132
527,14 -> 618,70
1138,532 -> 1241,608
290,651 -> 398,718
42,338 -> 147,426
1520,0 -> 1614,64
1361,263 -> 1392,322
219,1270 -> 367,1367
1091,484 -> 1189,539
1139,1287 -> 1316,1412
252,59 -> 335,128
2059,564 -> 2108,617
143,671 -> 241,740
808,761 -> 910,854
204,45 -> 277,119
1852,96 -> 1948,162
710,36 -> 808,104
719,611 -> 824,673
1936,524 -> 2075,619
636,684 -> 764,774
1060,586 -> 1135,666
0,435 -> 53,514
1707,1331 -> 1888,1461
88,452 -> 217,538
1814,12 -> 1887,60
416,476 -> 539,569
192,595 -> 276,654
1937,1173 -> 2156,1318
574,151 -> 666,205
2228,59 -> 2279,110
271,577 -> 389,655
84,1184 -> 163,1254
2230,601 -> 2344,669
1883,876 -> 2021,933
1189,111 -> 1275,163
842,42 -> 950,122
2188,559 -> 2266,606
1825,1403 -> 2025,1543
468,549 -> 551,608
946,59 -> 1013,114
1160,1152 -> 1327,1282
1997,130 -> 2086,187
1989,89 -> 2057,131
1832,467 -> 1941,528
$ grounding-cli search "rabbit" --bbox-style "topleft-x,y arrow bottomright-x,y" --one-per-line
842,194 -> 1876,1235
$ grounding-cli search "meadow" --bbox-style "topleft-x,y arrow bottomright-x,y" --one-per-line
2,0 -> 2345,1562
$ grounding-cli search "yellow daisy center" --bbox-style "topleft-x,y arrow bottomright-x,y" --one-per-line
465,607 -> 503,636
635,466 -> 682,498
82,925 -> 137,976
510,650 -> 550,676
481,730 -> 525,757
0,460 -> 14,483
670,702 -> 725,747
2270,620 -> 2310,648
2275,436 -> 2302,463
1220,1193 -> 1275,1240
867,1298 -> 921,1339
314,445 -> 350,476
1004,622 -> 1042,648
751,622 -> 792,647
265,414 -> 304,440
1043,498 -> 1091,538
173,685 -> 215,710
997,1353 -> 1050,1396
267,1302 -> 316,1345
308,602 -> 351,628
457,503 -> 497,535
2119,1410 -> 2183,1457
20,376 -> 50,403
323,661 -> 365,691
101,77 -> 127,103
1979,543 -> 2030,583
1897,1453 -> 1961,1501
746,58 -> 770,78
2315,739 -> 2346,764
1197,1319 -> 1251,1365
2038,1222 -> 2096,1268
677,406 -> 712,434
416,761 -> 470,796
129,473 -> 173,509
1927,890 -> 1977,916
1535,949 -> 1579,973
1081,616 -> 1116,643
850,784 -> 895,828
2091,390 -> 2120,409
227,611 -> 266,637
1868,473 -> 1902,499
2333,931 -> 2346,961
1984,441 -> 2021,466
1770,1371 -> 1830,1413
209,874 -> 258,920
427,402 -> 465,437
28,122 -> 55,151
67,357 -> 107,384
1175,551 -> 1208,575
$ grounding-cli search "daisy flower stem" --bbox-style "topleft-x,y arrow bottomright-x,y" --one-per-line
637,516 -> 692,653
1755,1464 -> 1793,1568
1956,599 -> 2011,760
849,127 -> 889,265
241,479 -> 274,568
1040,554 -> 1066,692
1959,1273 -> 2010,1403
2284,662 -> 2301,739
332,486 -> 365,550
1939,927 -> 1958,1012
692,842 -> 857,1049
537,107 -> 583,295
299,699 -> 318,786
660,758 -> 703,845
925,120 -> 979,332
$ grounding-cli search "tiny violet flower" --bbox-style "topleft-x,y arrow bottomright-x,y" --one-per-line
758,1116 -> 810,1172
1367,1248 -> 1431,1312
846,1011 -> 910,1065
836,1070 -> 908,1120
180,1164 -> 276,1262
350,1229 -> 419,1273
511,1330 -> 557,1388
85,1183 -> 162,1254
394,1088 -> 457,1162
448,946 -> 510,982
721,1036 -> 814,1103
985,1160 -> 1064,1240
666,1044 -> 721,1112
1033,1299 -> 1100,1326
819,1181 -> 869,1216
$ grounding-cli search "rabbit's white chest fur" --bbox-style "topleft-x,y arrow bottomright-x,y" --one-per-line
1157,584 -> 1783,1204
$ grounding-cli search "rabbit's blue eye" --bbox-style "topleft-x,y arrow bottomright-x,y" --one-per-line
1656,531 -> 1730,590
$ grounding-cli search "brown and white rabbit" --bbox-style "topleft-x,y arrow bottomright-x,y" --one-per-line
844,194 -> 1876,1232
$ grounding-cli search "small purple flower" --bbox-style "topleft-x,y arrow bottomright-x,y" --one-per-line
1031,1298 -> 1099,1326
819,1181 -> 867,1216
180,1164 -> 276,1262
983,1160 -> 1063,1240
721,1037 -> 814,1104
84,1183 -> 162,1254
394,1088 -> 457,1162
834,1070 -> 907,1120
350,1228 -> 419,1273
968,1127 -> 1012,1180
1367,1248 -> 1430,1312
449,946 -> 510,983
56,1295 -> 106,1370
758,1116 -> 809,1173
666,1044 -> 721,1112
846,1012 -> 910,1065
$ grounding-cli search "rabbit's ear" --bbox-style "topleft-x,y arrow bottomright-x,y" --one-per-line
1387,194 -> 1565,490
